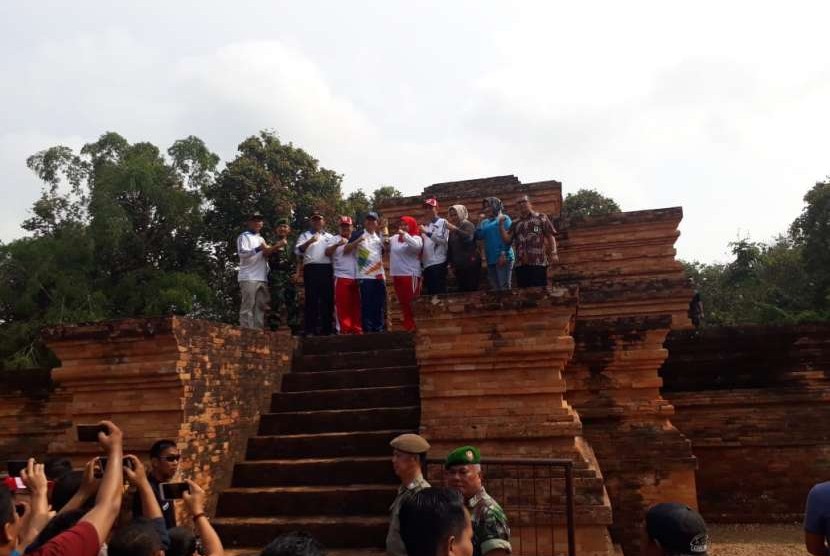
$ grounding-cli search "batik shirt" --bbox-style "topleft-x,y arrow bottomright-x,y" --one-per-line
509,212 -> 556,267
386,475 -> 431,556
468,487 -> 512,556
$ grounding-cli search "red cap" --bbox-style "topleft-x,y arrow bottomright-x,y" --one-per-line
423,197 -> 438,208
339,216 -> 353,225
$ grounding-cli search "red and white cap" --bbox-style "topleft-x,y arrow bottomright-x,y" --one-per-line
423,197 -> 439,208
339,216 -> 353,225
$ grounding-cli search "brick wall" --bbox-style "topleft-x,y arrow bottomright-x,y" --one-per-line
414,288 -> 616,556
555,208 -> 698,555
661,324 -> 830,522
0,317 -> 291,515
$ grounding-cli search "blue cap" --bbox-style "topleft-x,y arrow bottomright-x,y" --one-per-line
366,211 -> 379,221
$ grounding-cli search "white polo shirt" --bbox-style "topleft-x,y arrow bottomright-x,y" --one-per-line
295,230 -> 335,265
331,236 -> 357,279
422,218 -> 449,269
237,231 -> 268,282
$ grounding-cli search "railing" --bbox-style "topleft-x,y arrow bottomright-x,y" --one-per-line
426,457 -> 576,556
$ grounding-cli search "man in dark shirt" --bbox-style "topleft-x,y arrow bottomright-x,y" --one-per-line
499,195 -> 557,288
132,439 -> 180,529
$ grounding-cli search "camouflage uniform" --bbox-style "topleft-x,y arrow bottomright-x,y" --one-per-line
267,240 -> 300,332
468,487 -> 512,556
386,474 -> 431,556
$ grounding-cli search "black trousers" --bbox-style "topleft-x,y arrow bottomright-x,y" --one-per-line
453,264 -> 481,292
303,264 -> 334,335
423,262 -> 448,295
515,265 -> 547,288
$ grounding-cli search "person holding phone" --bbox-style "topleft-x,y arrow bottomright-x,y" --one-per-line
132,440 -> 180,529
26,420 -> 125,556
123,456 -> 170,551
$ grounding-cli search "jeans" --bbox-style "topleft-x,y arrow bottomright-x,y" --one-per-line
487,261 -> 514,291
359,278 -> 387,332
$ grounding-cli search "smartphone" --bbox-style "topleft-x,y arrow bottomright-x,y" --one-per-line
76,424 -> 109,442
95,457 -> 135,478
159,482 -> 189,500
7,460 -> 28,477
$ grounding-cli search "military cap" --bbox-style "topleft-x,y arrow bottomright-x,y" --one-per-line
445,445 -> 481,468
275,218 -> 290,226
390,433 -> 430,454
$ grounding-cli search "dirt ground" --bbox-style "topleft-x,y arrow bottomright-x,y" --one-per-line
708,523 -> 804,556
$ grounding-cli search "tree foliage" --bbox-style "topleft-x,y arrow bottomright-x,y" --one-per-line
561,188 -> 622,221
1,130 -> 398,368
683,181 -> 830,326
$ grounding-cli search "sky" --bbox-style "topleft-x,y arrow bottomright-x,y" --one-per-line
2,1 -> 829,262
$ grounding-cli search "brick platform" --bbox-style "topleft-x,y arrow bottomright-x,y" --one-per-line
414,287 -> 615,556
0,317 -> 292,514
556,208 -> 698,555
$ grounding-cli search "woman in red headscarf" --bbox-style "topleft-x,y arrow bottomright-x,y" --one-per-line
390,216 -> 423,331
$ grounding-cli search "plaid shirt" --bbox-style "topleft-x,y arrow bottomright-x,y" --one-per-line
510,212 -> 556,266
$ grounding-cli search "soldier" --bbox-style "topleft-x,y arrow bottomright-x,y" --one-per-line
387,433 -> 432,556
445,446 -> 511,556
267,218 -> 300,333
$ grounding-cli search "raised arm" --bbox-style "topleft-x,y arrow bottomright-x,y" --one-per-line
183,480 -> 224,556
18,459 -> 50,550
498,215 -> 512,245
81,420 -> 124,545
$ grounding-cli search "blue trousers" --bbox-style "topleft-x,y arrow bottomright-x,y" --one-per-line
359,279 -> 387,332
487,261 -> 514,291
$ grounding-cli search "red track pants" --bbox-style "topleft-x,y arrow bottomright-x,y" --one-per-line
334,277 -> 362,334
393,275 -> 422,331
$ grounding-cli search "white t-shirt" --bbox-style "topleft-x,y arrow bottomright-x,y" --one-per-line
354,230 -> 386,280
421,217 -> 449,268
295,230 -> 335,265
390,232 -> 423,277
331,236 -> 357,279
237,231 -> 268,282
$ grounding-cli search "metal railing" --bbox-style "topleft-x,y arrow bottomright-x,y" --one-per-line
426,457 -> 576,556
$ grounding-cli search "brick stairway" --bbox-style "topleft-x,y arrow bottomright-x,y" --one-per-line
213,332 -> 418,555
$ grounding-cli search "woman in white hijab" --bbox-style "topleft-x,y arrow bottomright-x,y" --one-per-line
446,204 -> 481,292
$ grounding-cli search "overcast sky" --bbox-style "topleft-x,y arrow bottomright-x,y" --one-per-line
2,1 -> 829,262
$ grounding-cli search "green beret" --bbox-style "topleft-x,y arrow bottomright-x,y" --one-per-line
275,218 -> 290,226
390,433 -> 430,454
445,445 -> 481,468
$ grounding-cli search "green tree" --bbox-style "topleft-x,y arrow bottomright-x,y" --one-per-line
790,181 -> 830,311
203,131 -> 344,321
561,188 -> 621,221
1,132 -> 217,368
371,185 -> 403,213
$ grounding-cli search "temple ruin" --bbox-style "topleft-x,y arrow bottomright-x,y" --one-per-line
1,175 -> 828,555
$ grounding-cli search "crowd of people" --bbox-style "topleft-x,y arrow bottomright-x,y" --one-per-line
236,195 -> 559,335
1,422 -> 713,556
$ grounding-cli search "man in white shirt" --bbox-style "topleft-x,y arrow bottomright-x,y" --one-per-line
295,213 -> 336,336
325,216 -> 362,334
345,211 -> 387,332
237,214 -> 276,329
420,197 -> 449,295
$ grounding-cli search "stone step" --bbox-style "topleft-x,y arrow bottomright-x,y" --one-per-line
213,515 -> 388,550
246,430 -> 411,460
281,366 -> 419,392
270,385 -> 419,413
293,348 -> 416,372
216,484 -> 397,517
298,331 -> 414,356
259,406 -> 420,435
231,457 -> 396,487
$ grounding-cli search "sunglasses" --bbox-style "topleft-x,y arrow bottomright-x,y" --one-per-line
162,455 -> 181,463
